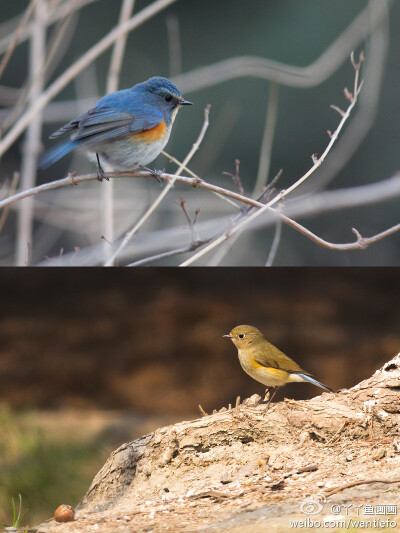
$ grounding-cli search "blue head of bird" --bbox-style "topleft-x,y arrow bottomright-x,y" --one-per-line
133,76 -> 192,123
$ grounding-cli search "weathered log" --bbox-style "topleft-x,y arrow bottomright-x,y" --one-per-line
36,355 -> 400,532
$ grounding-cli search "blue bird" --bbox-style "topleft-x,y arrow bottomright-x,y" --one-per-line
39,76 -> 192,181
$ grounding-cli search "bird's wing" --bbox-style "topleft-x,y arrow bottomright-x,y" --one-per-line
49,105 -> 163,147
252,343 -> 305,374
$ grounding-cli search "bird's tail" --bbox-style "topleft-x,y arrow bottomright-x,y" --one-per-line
39,140 -> 78,169
298,373 -> 333,392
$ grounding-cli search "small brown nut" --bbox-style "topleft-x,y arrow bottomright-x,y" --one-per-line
54,504 -> 75,523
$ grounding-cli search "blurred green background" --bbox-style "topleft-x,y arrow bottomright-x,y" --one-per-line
0,268 -> 399,525
0,0 -> 399,265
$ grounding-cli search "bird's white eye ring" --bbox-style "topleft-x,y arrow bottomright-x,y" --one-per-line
238,334 -> 245,339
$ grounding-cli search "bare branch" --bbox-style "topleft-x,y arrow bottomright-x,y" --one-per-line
126,201 -> 211,266
265,216 -> 282,266
279,214 -> 400,251
222,159 -> 244,196
2,168 -> 400,264
177,198 -> 198,243
324,478 -> 400,498
179,53 -> 365,266
294,3 -> 389,196
162,149 -> 240,210
330,104 -> 345,117
127,245 -> 196,266
0,169 -> 259,212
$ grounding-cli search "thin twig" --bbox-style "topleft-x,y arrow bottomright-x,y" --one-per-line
127,246 -> 197,266
177,198 -> 198,243
104,105 -> 211,266
324,478 -> 400,497
301,6 -> 389,196
0,173 -> 19,232
126,201 -> 211,266
208,160 -> 249,266
198,405 -> 208,417
127,198 -> 209,266
265,215 -> 282,266
223,159 -> 244,196
126,239 -> 212,266
42,3 -> 78,80
161,150 -> 199,179
0,0 -> 97,54
208,169 -> 283,266
279,216 -> 400,251
0,0 -> 36,83
162,149 -> 240,210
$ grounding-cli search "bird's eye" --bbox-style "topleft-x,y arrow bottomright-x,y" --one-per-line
165,94 -> 173,102
238,334 -> 245,339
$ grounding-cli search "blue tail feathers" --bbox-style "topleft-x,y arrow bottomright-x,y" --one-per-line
298,373 -> 333,392
39,140 -> 78,169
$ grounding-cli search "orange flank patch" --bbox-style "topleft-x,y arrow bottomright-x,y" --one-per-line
253,364 -> 285,377
130,121 -> 167,143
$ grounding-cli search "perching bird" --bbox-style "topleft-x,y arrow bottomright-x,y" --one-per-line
224,325 -> 333,406
39,76 -> 192,181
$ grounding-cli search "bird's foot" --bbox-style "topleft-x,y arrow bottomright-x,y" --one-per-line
140,165 -> 164,183
263,387 -> 278,410
263,391 -> 271,404
97,169 -> 109,182
96,153 -> 109,182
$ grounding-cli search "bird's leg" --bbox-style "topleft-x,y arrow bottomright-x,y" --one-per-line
264,387 -> 279,410
96,153 -> 109,182
139,165 -> 164,183
263,387 -> 273,403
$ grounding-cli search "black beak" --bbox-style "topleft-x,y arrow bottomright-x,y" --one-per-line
181,100 -> 193,106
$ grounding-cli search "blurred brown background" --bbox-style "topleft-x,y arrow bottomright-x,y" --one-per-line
1,268 -> 399,414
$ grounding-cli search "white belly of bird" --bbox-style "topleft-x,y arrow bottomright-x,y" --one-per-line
86,130 -> 171,171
